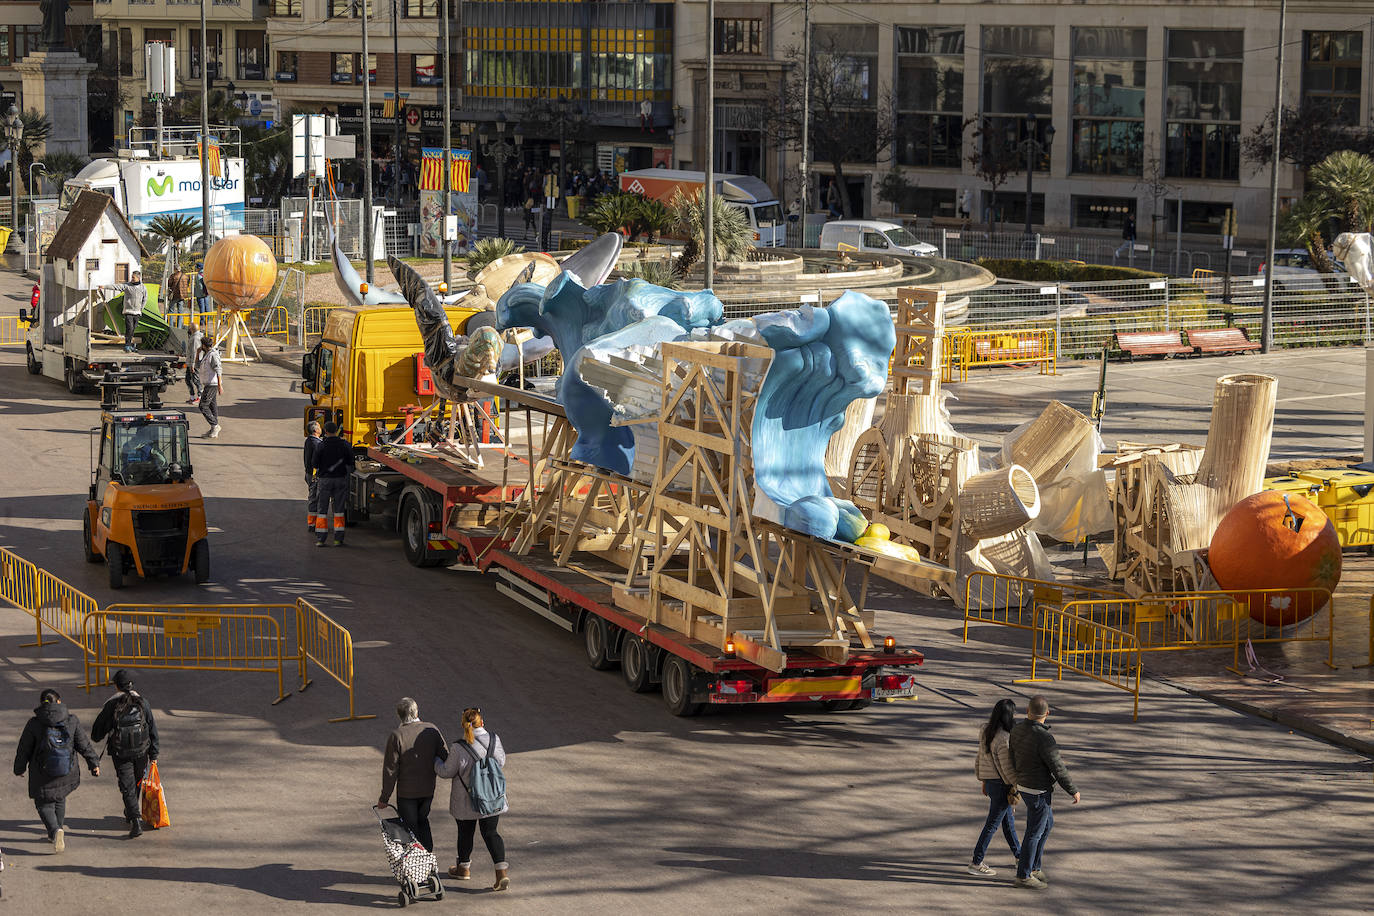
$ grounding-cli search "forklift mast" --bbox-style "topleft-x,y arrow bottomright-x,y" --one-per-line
98,368 -> 168,412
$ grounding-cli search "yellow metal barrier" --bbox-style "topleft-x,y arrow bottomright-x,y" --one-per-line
1021,603 -> 1141,720
29,569 -> 99,655
303,306 -> 336,337
86,605 -> 294,702
0,547 -> 40,614
1192,268 -> 1218,280
955,328 -> 1056,381
963,572 -> 1123,642
0,314 -> 27,347
295,598 -> 375,722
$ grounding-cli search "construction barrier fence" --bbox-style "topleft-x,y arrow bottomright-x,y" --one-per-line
31,569 -> 100,655
0,315 -> 27,347
295,598 -> 375,722
1022,603 -> 1142,720
963,572 -> 1123,641
0,547 -> 40,615
85,605 -> 295,703
952,327 -> 1057,380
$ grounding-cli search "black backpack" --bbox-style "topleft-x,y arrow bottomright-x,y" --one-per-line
111,693 -> 150,758
40,721 -> 73,778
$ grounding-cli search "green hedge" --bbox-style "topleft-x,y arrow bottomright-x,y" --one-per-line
977,259 -> 1166,282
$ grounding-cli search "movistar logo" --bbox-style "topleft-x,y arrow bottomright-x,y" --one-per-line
147,176 -> 175,196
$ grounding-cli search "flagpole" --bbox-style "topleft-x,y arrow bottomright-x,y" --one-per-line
361,0 -> 375,284
199,0 -> 210,257
441,0 -> 452,288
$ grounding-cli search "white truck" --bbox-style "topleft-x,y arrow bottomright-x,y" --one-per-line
619,168 -> 785,247
60,150 -> 246,234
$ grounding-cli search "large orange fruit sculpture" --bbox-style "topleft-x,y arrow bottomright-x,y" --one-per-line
203,235 -> 278,311
1208,491 -> 1341,626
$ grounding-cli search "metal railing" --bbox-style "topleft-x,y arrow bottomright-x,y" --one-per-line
953,327 -> 1055,380
30,569 -> 100,655
963,572 -> 1124,640
296,598 -> 375,722
0,547 -> 40,617
1023,603 -> 1142,720
0,315 -> 27,347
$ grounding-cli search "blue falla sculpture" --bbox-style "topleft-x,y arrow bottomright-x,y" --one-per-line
490,235 -> 896,543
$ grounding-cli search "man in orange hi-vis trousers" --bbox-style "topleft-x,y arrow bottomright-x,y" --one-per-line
303,420 -> 322,532
310,422 -> 355,547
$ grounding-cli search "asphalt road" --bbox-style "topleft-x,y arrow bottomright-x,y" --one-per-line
1,335 -> 1372,913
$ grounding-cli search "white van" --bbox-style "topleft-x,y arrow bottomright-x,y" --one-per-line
819,220 -> 938,257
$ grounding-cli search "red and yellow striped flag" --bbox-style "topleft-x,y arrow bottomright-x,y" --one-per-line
197,135 -> 224,178
419,148 -> 471,192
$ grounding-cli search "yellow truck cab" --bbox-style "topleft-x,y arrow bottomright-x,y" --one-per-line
302,304 -> 482,448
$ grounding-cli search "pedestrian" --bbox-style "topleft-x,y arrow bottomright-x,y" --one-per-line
304,420 -> 322,532
195,334 -> 223,439
167,267 -> 186,317
1008,695 -> 1080,890
1115,214 -> 1137,264
522,196 -> 536,235
193,269 -> 212,320
825,179 -> 842,220
959,188 -> 974,225
435,707 -> 509,890
184,322 -> 203,405
107,271 -> 147,353
639,98 -> 654,133
375,698 -> 448,852
311,421 -> 354,546
89,670 -> 159,838
12,688 -> 101,853
968,698 -> 1021,877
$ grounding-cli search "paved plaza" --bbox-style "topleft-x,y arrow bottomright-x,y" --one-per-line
1,265 -> 1372,913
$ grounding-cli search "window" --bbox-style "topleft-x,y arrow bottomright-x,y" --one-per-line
16,25 -> 42,60
895,26 -> 963,169
892,186 -> 956,219
1303,31 -> 1363,125
276,50 -> 298,82
270,0 -> 302,15
190,29 -> 224,80
145,28 -> 173,44
0,32 -> 8,67
329,0 -> 375,16
1166,30 -> 1243,180
981,27 -> 1054,171
332,53 -> 356,84
413,54 -> 438,86
862,230 -> 888,249
1072,195 -> 1137,229
406,0 -> 439,17
715,19 -> 762,56
1164,199 -> 1233,235
1072,28 -> 1145,176
237,31 -> 267,81
985,192 -> 1045,227
815,25 -> 878,102
119,28 -> 133,77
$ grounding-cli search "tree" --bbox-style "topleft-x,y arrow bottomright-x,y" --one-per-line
1278,194 -> 1335,271
145,214 -> 201,271
1133,133 -> 1177,255
1242,103 -> 1374,180
669,189 -> 753,277
770,36 -> 897,218
876,162 -> 914,215
14,110 -> 52,180
1309,150 -> 1374,234
965,118 -> 1017,232
36,151 -> 87,196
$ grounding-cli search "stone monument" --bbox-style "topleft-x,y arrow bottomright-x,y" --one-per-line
14,0 -> 96,157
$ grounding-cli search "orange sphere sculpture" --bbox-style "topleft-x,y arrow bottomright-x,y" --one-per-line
203,235 -> 278,311
1208,491 -> 1342,627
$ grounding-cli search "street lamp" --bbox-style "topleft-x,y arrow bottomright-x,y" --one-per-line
4,105 -> 23,243
480,113 -> 521,239
1019,113 -> 1055,238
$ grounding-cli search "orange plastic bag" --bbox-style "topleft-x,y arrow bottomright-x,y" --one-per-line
140,761 -> 171,829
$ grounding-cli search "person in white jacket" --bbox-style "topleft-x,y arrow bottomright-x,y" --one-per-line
968,698 -> 1022,877
435,707 -> 510,890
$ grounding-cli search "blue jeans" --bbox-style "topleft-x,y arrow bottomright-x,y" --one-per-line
972,778 -> 1021,864
1018,788 -> 1054,878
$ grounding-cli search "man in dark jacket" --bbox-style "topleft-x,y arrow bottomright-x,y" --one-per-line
312,421 -> 355,547
12,688 -> 101,852
375,697 -> 448,851
1008,695 -> 1080,889
90,670 -> 160,837
304,420 -> 322,532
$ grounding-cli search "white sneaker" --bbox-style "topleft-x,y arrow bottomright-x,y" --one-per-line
53,827 -> 65,853
208,424 -> 221,439
967,861 -> 996,877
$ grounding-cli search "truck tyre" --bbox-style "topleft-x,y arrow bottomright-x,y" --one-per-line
400,495 -> 443,568
26,345 -> 41,375
65,360 -> 82,394
620,635 -> 655,693
583,616 -> 616,671
107,542 -> 126,590
82,511 -> 102,563
191,539 -> 210,584
661,656 -> 703,717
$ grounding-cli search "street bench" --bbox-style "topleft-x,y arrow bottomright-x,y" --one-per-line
1114,330 -> 1192,361
1186,327 -> 1262,355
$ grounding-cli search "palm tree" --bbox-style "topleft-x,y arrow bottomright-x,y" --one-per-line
14,110 -> 52,180
1309,150 -> 1374,234
466,237 -> 525,274
146,214 -> 202,271
669,189 -> 753,277
1278,195 -> 1335,272
36,152 -> 88,197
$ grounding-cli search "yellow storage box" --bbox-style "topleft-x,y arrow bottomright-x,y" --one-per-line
1294,468 -> 1374,548
1262,475 -> 1320,497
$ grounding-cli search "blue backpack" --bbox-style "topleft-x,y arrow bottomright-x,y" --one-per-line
40,722 -> 73,778
457,735 -> 507,817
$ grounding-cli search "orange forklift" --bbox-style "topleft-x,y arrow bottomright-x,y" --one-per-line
83,370 -> 210,588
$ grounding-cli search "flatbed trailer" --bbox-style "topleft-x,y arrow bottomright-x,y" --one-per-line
344,440 -> 926,717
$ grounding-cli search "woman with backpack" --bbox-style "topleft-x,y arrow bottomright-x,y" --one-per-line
435,707 -> 509,890
12,688 -> 101,853
968,698 -> 1022,877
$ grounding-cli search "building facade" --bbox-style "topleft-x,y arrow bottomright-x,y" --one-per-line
0,1 -> 104,146
673,1 -> 1374,239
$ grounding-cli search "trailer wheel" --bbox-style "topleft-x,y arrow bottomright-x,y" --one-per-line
620,635 -> 655,693
107,542 -> 126,590
583,616 -> 616,671
400,495 -> 443,568
661,656 -> 702,717
82,511 -> 102,563
25,345 -> 41,375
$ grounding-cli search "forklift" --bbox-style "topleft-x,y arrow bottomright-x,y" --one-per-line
83,369 -> 210,588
